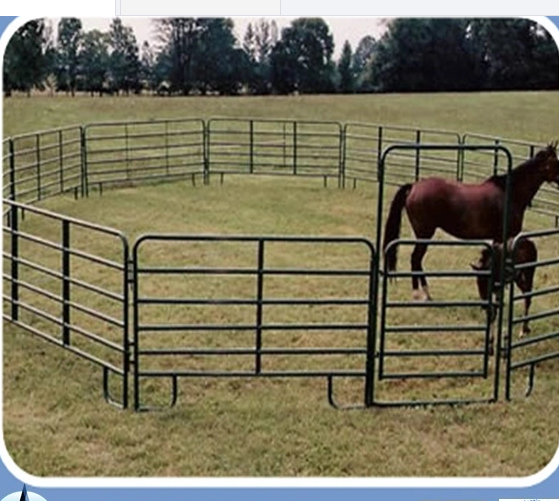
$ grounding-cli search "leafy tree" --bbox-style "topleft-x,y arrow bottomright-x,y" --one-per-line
153,18 -> 200,95
3,19 -> 50,96
352,35 -> 376,92
79,29 -> 110,96
371,18 -> 482,92
42,21 -> 57,84
255,19 -> 278,64
243,22 -> 256,61
270,18 -> 335,94
337,40 -> 354,93
195,18 -> 244,95
243,19 -> 278,94
56,17 -> 82,95
529,23 -> 559,89
153,17 -> 247,95
140,41 -> 160,93
108,18 -> 141,94
468,19 -> 559,90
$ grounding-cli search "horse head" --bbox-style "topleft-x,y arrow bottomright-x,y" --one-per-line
470,246 -> 492,272
537,141 -> 559,187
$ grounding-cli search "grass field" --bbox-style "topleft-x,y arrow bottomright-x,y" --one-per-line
2,91 -> 559,477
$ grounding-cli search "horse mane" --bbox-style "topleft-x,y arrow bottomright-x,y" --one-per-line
485,152 -> 542,191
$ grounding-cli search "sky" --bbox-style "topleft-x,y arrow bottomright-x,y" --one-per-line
51,16 -> 388,58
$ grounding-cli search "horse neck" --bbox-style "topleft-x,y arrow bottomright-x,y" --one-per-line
510,159 -> 546,210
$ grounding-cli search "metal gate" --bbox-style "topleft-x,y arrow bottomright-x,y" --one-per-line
376,238 -> 501,406
131,234 -> 377,411
371,144 -> 514,406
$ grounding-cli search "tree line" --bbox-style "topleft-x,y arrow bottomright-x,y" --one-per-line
3,17 -> 558,97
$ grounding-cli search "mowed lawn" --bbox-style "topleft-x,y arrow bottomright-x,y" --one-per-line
2,92 -> 559,478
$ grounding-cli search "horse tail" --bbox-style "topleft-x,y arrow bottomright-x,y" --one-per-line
383,183 -> 413,272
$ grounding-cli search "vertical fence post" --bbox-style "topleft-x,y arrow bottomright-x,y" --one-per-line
204,121 -> 210,185
132,242 -> 141,411
36,134 -> 42,200
364,248 -> 377,407
493,139 -> 500,176
10,201 -> 19,322
493,146 -> 513,403
80,126 -> 89,198
165,121 -> 170,176
249,120 -> 254,174
255,239 -> 265,374
414,130 -> 421,180
339,124 -> 345,189
59,129 -> 65,194
122,243 -> 131,410
376,126 -> 383,182
505,247 -> 516,401
458,135 -> 465,181
125,124 -> 130,180
293,121 -> 298,176
9,139 -> 16,202
62,220 -> 71,346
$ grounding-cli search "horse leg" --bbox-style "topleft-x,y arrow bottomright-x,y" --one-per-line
487,293 -> 498,357
488,321 -> 495,357
518,271 -> 533,338
411,251 -> 421,300
411,241 -> 432,301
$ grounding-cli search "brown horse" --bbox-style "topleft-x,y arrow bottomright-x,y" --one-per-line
383,142 -> 558,300
471,238 -> 537,338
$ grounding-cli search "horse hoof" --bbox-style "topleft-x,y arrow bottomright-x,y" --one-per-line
412,290 -> 422,301
519,327 -> 531,339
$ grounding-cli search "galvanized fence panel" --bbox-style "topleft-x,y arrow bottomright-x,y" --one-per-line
376,239 -> 500,406
505,229 -> 559,400
4,118 -> 559,410
5,127 -> 83,204
207,119 -> 343,184
343,124 -> 461,187
2,199 -> 130,408
132,234 -> 376,410
84,119 -> 206,192
462,134 -> 559,220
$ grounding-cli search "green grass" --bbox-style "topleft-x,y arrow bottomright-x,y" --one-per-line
3,91 -> 559,142
3,92 -> 559,477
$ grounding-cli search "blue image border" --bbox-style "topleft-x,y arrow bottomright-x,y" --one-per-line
1,13 -> 559,501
